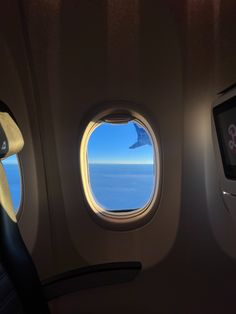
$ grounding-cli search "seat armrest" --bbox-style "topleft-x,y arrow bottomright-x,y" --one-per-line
42,261 -> 142,301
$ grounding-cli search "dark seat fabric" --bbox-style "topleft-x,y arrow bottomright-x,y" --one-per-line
0,263 -> 24,314
0,207 -> 50,314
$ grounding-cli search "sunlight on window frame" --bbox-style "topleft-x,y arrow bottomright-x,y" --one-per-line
80,109 -> 161,228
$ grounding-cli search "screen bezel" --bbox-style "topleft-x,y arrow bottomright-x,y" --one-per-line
213,95 -> 236,180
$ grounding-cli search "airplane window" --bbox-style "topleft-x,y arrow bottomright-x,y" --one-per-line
83,117 -> 157,214
2,154 -> 22,213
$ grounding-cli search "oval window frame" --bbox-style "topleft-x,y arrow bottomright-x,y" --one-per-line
80,107 -> 162,229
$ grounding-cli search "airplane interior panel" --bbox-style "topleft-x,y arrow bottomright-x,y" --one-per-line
1,1 -> 236,314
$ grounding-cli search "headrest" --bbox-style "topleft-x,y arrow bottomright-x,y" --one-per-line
0,112 -> 24,159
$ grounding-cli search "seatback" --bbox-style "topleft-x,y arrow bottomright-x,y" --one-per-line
0,112 -> 50,314
0,262 -> 24,314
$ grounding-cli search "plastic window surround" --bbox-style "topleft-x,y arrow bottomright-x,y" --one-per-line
80,109 -> 161,229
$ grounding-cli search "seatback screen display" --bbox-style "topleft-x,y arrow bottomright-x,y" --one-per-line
214,96 -> 236,179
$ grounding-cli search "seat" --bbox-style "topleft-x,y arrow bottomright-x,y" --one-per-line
0,112 -> 50,314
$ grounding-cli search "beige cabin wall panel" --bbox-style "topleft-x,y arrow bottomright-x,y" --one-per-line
0,1 -> 53,278
50,1 -> 236,312
20,0 -> 183,274
204,0 -> 236,260
179,0 -> 236,263
45,0 -> 183,270
20,0 -> 101,274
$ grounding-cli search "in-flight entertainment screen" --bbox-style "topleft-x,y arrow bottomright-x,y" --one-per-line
214,96 -> 236,179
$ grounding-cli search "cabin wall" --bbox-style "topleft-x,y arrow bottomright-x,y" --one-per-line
0,0 -> 236,313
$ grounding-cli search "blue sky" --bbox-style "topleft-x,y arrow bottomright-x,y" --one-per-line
2,155 -> 18,164
2,122 -> 155,165
88,121 -> 154,164
2,154 -> 21,210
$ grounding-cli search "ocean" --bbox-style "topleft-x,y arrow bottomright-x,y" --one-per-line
3,163 -> 155,213
88,163 -> 155,211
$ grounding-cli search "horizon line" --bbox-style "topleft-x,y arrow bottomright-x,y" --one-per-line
88,162 -> 154,165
